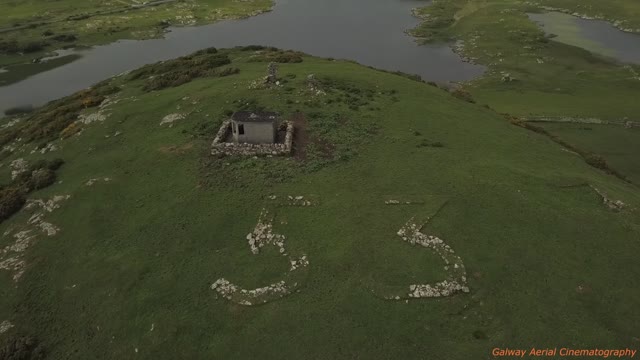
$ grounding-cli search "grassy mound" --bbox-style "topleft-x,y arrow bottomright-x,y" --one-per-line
0,47 -> 638,359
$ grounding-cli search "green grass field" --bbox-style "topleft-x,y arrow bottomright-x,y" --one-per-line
536,122 -> 640,184
412,0 -> 640,190
0,48 -> 639,358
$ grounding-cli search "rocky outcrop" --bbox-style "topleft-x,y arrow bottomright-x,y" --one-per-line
0,320 -> 13,334
1,195 -> 70,281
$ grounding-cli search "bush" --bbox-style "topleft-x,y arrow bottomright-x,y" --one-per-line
451,88 -> 475,103
585,153 -> 608,170
239,45 -> 265,51
30,168 -> 56,190
137,53 -> 234,91
0,188 -> 26,222
51,34 -> 77,42
0,335 -> 46,360
21,41 -> 47,53
4,105 -> 34,116
217,67 -> 240,77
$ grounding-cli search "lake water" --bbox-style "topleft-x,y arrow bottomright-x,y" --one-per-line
0,0 -> 485,115
529,12 -> 640,64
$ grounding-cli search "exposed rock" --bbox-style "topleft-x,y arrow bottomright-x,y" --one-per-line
9,158 -> 29,180
590,185 -> 626,211
160,113 -> 186,127
85,177 -> 112,186
0,320 -> 14,334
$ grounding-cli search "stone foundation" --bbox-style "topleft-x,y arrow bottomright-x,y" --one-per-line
211,120 -> 294,156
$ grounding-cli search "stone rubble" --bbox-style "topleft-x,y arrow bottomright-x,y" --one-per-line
289,255 -> 309,271
1,118 -> 22,130
1,195 -> 70,281
211,278 -> 292,305
26,195 -> 71,213
85,177 -> 113,186
286,195 -> 313,206
0,320 -> 14,334
590,185 -> 626,211
246,209 -> 286,255
384,199 -> 425,205
159,113 -> 186,127
306,74 -> 326,96
30,142 -> 58,155
77,111 -> 107,125
265,62 -> 278,84
9,158 -> 29,180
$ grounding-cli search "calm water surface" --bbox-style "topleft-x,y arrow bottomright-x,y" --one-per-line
529,12 -> 640,64
0,0 -> 485,114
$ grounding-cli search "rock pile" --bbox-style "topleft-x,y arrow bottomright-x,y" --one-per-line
590,185 -> 626,211
85,177 -> 112,186
1,195 -> 70,281
246,209 -> 286,255
384,199 -> 425,205
0,320 -> 13,334
290,255 -> 309,271
286,195 -> 313,206
265,62 -> 278,84
211,279 -> 291,306
9,158 -> 29,180
159,113 -> 186,127
306,74 -> 326,96
30,143 -> 58,155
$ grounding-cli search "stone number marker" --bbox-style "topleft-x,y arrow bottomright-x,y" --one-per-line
211,195 -> 314,306
212,196 -> 470,306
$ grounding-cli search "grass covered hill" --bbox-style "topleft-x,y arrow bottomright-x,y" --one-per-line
0,47 -> 639,359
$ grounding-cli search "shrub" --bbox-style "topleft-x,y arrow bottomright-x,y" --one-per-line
4,105 -> 34,116
0,335 -> 46,360
46,158 -> 64,171
274,53 -> 303,63
585,153 -> 608,170
0,188 -> 26,222
51,34 -> 77,42
217,67 -> 240,77
451,88 -> 475,103
30,168 -> 56,190
239,45 -> 265,51
21,41 -> 47,53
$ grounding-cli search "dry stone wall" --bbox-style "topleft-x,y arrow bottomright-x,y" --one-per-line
211,120 -> 294,156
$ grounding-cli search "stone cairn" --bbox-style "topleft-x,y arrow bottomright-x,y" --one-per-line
306,74 -> 326,96
265,62 -> 278,85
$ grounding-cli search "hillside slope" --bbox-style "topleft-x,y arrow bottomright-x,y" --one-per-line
0,48 -> 639,359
